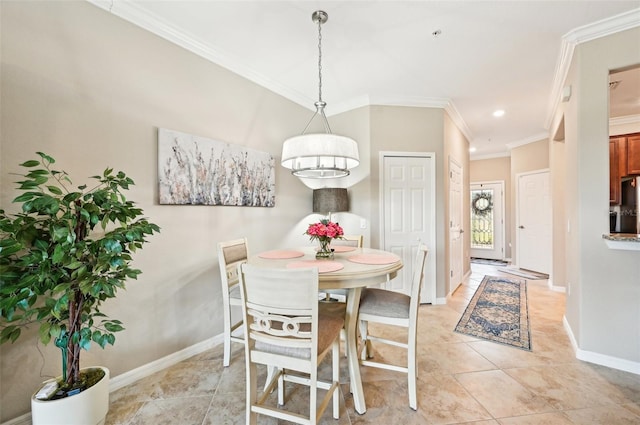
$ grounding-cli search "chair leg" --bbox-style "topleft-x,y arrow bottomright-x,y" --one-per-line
332,339 -> 340,419
277,368 -> 285,406
358,319 -> 373,360
222,315 -> 231,367
310,369 -> 318,424
408,329 -> 418,410
264,365 -> 276,392
246,361 -> 258,425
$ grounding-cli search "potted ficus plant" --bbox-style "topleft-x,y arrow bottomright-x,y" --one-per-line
0,152 -> 160,425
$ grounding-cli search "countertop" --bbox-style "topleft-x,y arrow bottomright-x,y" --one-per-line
602,233 -> 640,242
602,233 -> 640,250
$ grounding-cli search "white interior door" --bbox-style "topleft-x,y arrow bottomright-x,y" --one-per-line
470,182 -> 505,260
449,158 -> 463,295
517,170 -> 551,274
381,153 -> 436,304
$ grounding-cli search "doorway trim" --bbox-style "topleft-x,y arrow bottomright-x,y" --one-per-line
379,151 -> 437,304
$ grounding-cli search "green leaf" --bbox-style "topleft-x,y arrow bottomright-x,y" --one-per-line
62,192 -> 82,203
18,180 -> 39,190
39,322 -> 52,345
36,152 -> 55,164
47,185 -> 63,195
0,326 -> 21,343
79,328 -> 92,350
103,322 -> 124,332
52,244 -> 64,264
20,160 -> 41,167
26,169 -> 49,177
13,192 -> 37,203
52,226 -> 70,243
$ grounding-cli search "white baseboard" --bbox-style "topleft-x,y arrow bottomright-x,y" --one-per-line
563,315 -> 640,375
1,414 -> 31,425
547,278 -> 566,293
434,297 -> 448,305
1,335 -> 224,425
110,334 -> 222,391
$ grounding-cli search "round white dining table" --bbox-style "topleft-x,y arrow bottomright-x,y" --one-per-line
249,246 -> 403,414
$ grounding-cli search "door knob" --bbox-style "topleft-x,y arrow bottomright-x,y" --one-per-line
518,225 -> 525,229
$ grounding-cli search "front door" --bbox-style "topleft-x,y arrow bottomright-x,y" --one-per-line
470,182 -> 505,260
517,170 -> 551,274
381,153 -> 436,304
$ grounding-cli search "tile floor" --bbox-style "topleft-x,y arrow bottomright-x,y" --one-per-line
105,263 -> 640,424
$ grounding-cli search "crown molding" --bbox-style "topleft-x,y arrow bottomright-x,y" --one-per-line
86,0 -> 314,109
545,8 -> 640,129
565,8 -> 640,45
87,0 -> 476,142
506,132 -> 550,150
330,95 -> 473,143
444,101 -> 473,144
470,151 -> 511,161
610,114 -> 640,126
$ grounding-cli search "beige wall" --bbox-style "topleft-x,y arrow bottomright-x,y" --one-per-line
553,27 -> 640,365
550,139 -> 567,289
0,2 -> 315,420
368,105 -> 448,298
0,3 -> 471,420
470,156 -> 512,259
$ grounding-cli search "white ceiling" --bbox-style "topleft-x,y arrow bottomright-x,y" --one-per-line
90,1 -> 640,158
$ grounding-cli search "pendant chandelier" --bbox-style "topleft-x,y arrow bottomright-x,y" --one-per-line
281,10 -> 360,179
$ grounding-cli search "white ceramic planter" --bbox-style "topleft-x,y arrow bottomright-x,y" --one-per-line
31,367 -> 109,425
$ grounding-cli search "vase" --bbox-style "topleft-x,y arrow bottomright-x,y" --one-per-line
31,366 -> 109,425
316,239 -> 334,259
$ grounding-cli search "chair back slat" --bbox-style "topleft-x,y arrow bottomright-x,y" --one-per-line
218,238 -> 248,288
331,234 -> 363,248
239,264 -> 319,350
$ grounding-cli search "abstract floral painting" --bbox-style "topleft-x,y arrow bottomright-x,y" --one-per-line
158,128 -> 275,206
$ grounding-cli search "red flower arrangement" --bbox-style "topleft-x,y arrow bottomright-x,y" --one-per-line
305,219 -> 344,258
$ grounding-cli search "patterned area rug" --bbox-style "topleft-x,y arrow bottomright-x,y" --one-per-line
454,275 -> 531,351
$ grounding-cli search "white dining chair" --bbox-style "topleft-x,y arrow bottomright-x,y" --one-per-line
331,234 -> 363,249
217,238 -> 249,367
238,263 -> 342,424
357,243 -> 428,410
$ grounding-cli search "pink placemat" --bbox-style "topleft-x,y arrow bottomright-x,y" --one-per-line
258,250 -> 305,259
348,254 -> 400,265
286,260 -> 344,273
330,245 -> 357,253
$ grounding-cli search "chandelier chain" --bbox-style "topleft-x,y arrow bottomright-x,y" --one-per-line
317,16 -> 323,103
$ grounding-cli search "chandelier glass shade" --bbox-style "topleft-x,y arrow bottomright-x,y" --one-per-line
281,10 -> 360,179
282,133 -> 359,179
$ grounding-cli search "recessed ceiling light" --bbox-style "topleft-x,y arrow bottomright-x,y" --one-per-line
469,147 -> 477,153
493,110 -> 505,117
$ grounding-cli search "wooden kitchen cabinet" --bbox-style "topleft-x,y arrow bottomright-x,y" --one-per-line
610,138 -> 621,205
610,133 -> 640,205
627,135 -> 640,175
